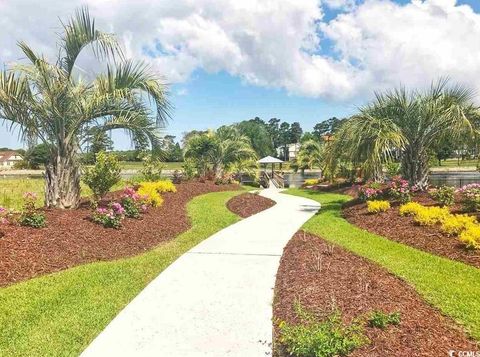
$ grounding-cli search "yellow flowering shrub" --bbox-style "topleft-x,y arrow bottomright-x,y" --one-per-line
399,202 -> 424,216
137,183 -> 164,207
304,178 -> 321,186
367,200 -> 390,213
151,180 -> 177,193
137,180 -> 177,207
459,225 -> 480,249
413,206 -> 450,226
440,214 -> 477,236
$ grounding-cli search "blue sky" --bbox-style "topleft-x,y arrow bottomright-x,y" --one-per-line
1,0 -> 480,149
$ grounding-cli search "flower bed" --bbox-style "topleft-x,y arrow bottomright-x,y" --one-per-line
343,192 -> 480,268
273,231 -> 477,356
226,192 -> 276,218
0,180 -> 240,286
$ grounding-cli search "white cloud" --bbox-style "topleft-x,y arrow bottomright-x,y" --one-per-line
0,0 -> 480,101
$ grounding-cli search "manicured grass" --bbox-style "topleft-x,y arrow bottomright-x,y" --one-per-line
430,158 -> 478,169
0,190 -> 242,357
0,178 -> 127,210
286,188 -> 480,341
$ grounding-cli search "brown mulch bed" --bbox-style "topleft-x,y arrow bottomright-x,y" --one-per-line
343,193 -> 480,268
273,231 -> 478,356
226,192 -> 275,218
0,181 -> 240,287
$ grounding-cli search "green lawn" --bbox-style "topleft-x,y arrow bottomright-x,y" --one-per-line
0,178 -> 127,210
286,188 -> 480,341
0,190 -> 242,357
430,158 -> 478,169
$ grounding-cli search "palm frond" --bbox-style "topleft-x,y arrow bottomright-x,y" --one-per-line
59,6 -> 123,75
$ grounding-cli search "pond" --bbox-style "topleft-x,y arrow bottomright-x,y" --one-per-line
428,171 -> 480,188
282,171 -> 480,188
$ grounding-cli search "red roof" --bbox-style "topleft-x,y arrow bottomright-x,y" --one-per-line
0,151 -> 22,162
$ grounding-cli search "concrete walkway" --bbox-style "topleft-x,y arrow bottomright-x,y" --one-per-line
81,188 -> 320,357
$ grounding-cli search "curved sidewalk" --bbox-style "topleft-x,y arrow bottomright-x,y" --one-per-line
81,188 -> 320,357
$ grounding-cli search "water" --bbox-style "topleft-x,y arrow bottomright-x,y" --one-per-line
283,171 -> 480,188
283,172 -> 321,188
428,171 -> 480,187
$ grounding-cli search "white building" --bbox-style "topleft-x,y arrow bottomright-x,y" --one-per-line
0,151 -> 23,169
276,143 -> 301,161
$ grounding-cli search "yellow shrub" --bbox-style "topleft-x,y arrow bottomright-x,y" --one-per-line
459,224 -> 480,249
304,178 -> 320,186
440,214 -> 477,236
413,206 -> 450,226
399,202 -> 424,216
151,180 -> 177,193
137,180 -> 176,207
367,200 -> 390,213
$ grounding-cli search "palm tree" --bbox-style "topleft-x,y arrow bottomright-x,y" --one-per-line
0,8 -> 170,208
184,127 -> 257,178
291,140 -> 322,174
325,79 -> 478,187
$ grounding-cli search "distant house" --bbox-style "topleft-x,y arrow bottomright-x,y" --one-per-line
0,151 -> 23,169
276,143 -> 301,161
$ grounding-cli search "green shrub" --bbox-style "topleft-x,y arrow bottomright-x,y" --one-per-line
83,152 -> 121,200
367,311 -> 401,329
278,303 -> 367,357
181,159 -> 197,180
140,155 -> 165,181
366,200 -> 390,214
19,192 -> 46,228
430,186 -> 455,206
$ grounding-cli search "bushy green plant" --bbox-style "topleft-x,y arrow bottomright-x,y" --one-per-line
385,161 -> 401,177
277,303 -> 367,357
140,155 -> 165,181
83,152 -> 121,200
19,192 -> 46,228
367,311 -> 401,329
181,159 -> 197,180
430,186 -> 455,206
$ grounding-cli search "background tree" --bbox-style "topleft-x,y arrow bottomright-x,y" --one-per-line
313,117 -> 346,141
279,122 -> 291,160
84,128 -> 114,164
235,118 -> 274,157
290,140 -> 322,174
289,122 -> 303,143
267,118 -> 281,149
22,143 -> 51,169
0,8 -> 170,208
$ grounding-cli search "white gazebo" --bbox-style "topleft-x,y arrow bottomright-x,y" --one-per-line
258,156 -> 283,176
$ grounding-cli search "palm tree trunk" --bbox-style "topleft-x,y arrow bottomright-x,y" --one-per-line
401,146 -> 429,189
44,147 -> 81,209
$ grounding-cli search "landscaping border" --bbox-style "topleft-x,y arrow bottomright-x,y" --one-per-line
0,190 -> 244,357
285,189 -> 480,341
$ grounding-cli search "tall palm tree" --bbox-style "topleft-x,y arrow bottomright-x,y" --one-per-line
325,79 -> 478,187
0,8 -> 170,208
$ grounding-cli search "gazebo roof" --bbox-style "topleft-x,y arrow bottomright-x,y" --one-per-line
258,156 -> 283,164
